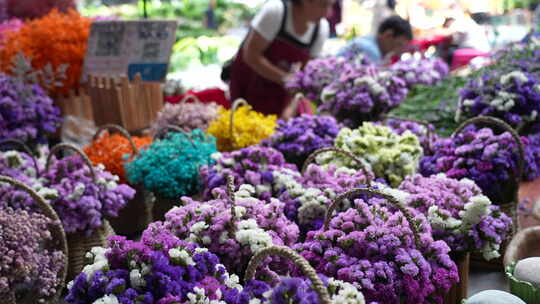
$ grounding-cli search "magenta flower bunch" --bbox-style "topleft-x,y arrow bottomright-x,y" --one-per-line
398,174 -> 513,260
0,207 -> 65,302
295,196 -> 458,304
155,184 -> 299,277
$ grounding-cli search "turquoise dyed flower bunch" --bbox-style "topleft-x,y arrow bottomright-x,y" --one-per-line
125,129 -> 217,199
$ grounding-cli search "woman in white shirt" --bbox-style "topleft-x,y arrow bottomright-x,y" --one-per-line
229,0 -> 331,117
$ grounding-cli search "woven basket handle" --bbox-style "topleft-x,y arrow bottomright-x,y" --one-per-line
46,143 -> 96,181
180,94 -> 202,104
93,124 -> 138,157
0,139 -> 40,176
244,246 -> 332,304
382,115 -> 433,153
324,187 -> 422,249
229,99 -> 249,143
0,175 -> 68,301
153,125 -> 195,147
453,116 -> 524,232
302,147 -> 373,187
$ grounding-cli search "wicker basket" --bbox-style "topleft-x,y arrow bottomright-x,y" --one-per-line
45,143 -> 117,281
444,252 -> 470,304
152,195 -> 181,221
0,175 -> 68,304
453,117 -> 525,269
91,124 -> 153,236
245,246 -> 332,304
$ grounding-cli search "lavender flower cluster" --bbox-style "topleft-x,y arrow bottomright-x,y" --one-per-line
457,69 -> 540,134
420,126 -> 528,204
285,56 -> 347,102
0,207 -> 65,302
0,72 -> 62,144
0,150 -> 135,235
398,174 -> 512,260
199,146 -> 297,200
263,115 -> 341,168
390,57 -> 449,89
151,101 -> 220,134
66,228 -> 245,304
156,184 -> 299,276
383,118 -> 439,152
319,63 -> 408,127
295,197 -> 459,304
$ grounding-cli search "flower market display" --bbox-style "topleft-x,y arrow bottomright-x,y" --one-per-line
151,99 -> 220,134
398,174 -> 513,260
207,103 -> 277,151
65,229 -> 245,304
295,188 -> 459,304
318,122 -> 423,187
126,129 -> 216,200
262,114 -> 341,168
84,128 -> 152,184
0,9 -> 91,97
419,125 -> 526,205
319,62 -> 408,127
390,57 -> 449,89
382,117 -> 438,152
0,72 -> 62,145
155,183 -> 299,276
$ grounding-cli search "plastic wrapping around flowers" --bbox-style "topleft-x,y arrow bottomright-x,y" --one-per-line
241,246 -> 366,304
390,57 -> 449,89
84,124 -> 152,184
65,228 -> 246,304
457,68 -> 540,135
419,119 -> 529,206
319,62 -> 408,128
317,122 -> 423,187
398,174 -> 513,260
207,100 -> 277,152
295,188 -> 459,304
262,114 -> 342,168
285,56 -> 348,103
125,129 -> 217,200
154,180 -> 299,277
151,96 -> 220,134
200,146 -> 297,201
0,72 -> 62,144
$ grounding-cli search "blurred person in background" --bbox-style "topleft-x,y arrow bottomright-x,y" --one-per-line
337,15 -> 412,64
327,0 -> 342,37
370,0 -> 397,36
229,0 -> 332,118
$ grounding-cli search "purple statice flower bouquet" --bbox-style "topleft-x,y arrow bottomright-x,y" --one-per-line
65,227 -> 244,304
272,164 -> 373,234
319,63 -> 408,127
419,126 -> 527,205
42,155 -> 135,235
390,57 -> 449,89
0,72 -> 62,145
0,207 -> 66,303
457,69 -> 540,135
285,56 -> 347,103
295,195 -> 458,304
199,146 -> 297,200
151,101 -> 220,134
155,184 -> 299,277
262,115 -> 341,168
398,174 -> 512,260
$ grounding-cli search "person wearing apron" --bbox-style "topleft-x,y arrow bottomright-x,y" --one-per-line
229,0 -> 332,117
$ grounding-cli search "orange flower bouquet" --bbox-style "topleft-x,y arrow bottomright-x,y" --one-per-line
84,131 -> 152,184
0,9 -> 91,97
